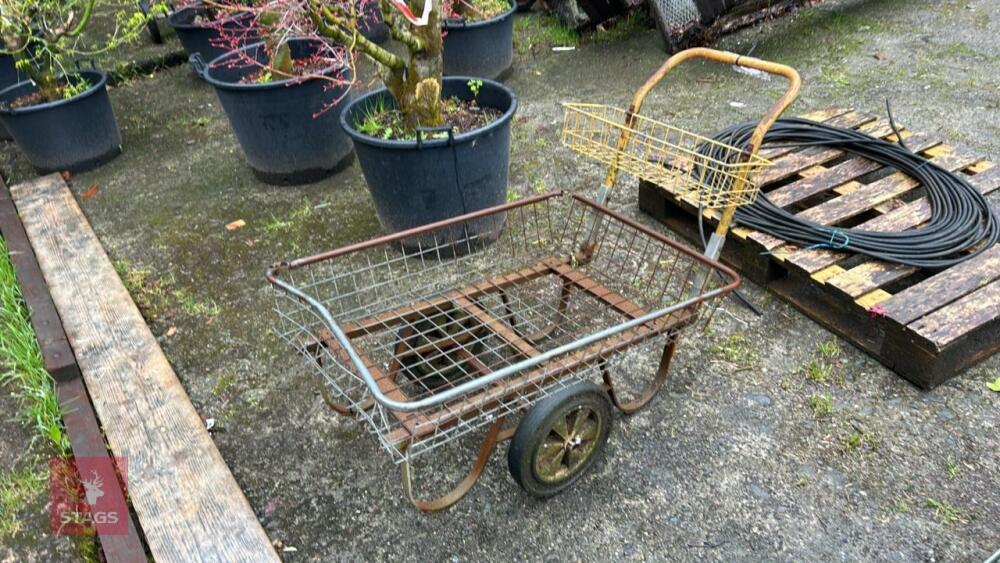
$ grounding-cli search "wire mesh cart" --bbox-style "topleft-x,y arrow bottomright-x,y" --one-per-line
268,48 -> 800,511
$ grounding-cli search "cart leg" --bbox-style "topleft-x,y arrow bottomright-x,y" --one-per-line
601,335 -> 679,414
318,383 -> 373,416
401,419 -> 509,512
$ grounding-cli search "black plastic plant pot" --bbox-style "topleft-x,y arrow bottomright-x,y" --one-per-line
360,1 -> 390,44
0,43 -> 26,140
443,2 -> 516,80
200,39 -> 354,186
0,70 -> 121,174
167,7 -> 257,70
341,76 -> 517,241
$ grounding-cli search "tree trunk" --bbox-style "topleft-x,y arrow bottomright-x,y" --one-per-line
385,0 -> 444,130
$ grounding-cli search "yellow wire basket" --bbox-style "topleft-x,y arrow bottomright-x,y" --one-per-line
561,102 -> 772,209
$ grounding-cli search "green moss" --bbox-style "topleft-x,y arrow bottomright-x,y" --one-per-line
515,14 -> 578,55
589,11 -> 649,44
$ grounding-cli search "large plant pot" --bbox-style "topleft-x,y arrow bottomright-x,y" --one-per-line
167,7 -> 256,69
341,76 -> 517,235
0,42 -> 26,140
360,1 -> 390,44
443,2 -> 516,80
0,70 -> 121,173
200,39 -> 354,185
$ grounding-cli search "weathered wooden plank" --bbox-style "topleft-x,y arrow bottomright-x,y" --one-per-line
908,278 -> 1000,348
1,180 -> 147,562
786,162 -> 1000,273
827,261 -> 917,299
759,109 -> 867,160
796,152 -> 979,226
10,174 -> 278,563
756,113 -> 880,184
877,244 -> 1000,325
763,133 -> 940,208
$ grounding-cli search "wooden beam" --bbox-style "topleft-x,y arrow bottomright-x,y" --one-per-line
10,174 -> 278,563
0,181 -> 147,563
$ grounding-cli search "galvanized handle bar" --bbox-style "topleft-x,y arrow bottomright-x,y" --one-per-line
602,47 -> 801,259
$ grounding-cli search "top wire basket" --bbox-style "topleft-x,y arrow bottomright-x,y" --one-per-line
561,102 -> 772,209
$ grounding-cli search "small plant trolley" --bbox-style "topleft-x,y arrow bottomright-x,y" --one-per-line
268,48 -> 801,511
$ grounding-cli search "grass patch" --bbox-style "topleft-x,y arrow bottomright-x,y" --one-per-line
801,338 -> 842,384
589,11 -> 649,44
514,14 -> 578,55
707,333 -> 760,371
841,426 -> 880,453
0,465 -> 47,538
0,239 -> 68,453
926,498 -> 967,524
809,394 -> 833,418
114,259 -> 218,321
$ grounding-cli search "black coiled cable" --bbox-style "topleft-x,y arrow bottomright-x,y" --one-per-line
698,117 -> 999,269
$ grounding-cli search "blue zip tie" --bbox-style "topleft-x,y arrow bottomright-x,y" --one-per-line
805,230 -> 850,251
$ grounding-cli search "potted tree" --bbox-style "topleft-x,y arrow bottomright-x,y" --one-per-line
167,1 -> 259,70
442,0 -> 516,80
204,0 -> 517,229
0,0 -> 165,173
193,4 -> 361,185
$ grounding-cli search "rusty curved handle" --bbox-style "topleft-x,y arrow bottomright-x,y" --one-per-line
629,47 -> 802,157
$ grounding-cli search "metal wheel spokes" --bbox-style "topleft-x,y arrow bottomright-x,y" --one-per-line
535,406 -> 601,483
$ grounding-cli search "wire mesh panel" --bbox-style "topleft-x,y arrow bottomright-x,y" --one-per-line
269,193 -> 738,462
561,102 -> 772,208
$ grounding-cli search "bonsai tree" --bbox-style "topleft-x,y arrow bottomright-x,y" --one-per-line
0,0 -> 167,101
208,0 -> 454,130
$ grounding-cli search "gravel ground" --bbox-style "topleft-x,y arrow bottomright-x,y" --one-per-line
1,0 -> 998,560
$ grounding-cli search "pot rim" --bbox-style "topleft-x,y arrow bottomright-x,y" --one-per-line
443,0 -> 517,29
0,70 -> 107,116
167,6 -> 251,30
202,39 -> 351,92
340,76 -> 518,149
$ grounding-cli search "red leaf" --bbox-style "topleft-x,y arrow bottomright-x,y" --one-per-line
81,184 -> 99,199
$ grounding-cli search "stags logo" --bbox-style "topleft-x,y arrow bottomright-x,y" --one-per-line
50,456 -> 128,536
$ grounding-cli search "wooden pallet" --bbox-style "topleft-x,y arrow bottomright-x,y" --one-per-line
638,108 -> 1000,389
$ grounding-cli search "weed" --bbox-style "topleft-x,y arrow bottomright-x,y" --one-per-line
707,333 -> 760,370
842,426 -> 880,453
809,394 -> 834,418
803,358 -> 834,383
926,498 -> 966,524
172,288 -> 219,317
0,239 -> 68,453
467,79 -> 483,98
801,339 -> 842,384
191,116 -> 211,127
945,458 -> 960,480
817,339 -> 840,359
114,259 -> 171,319
212,373 -> 236,396
61,76 -> 92,100
0,465 -> 47,538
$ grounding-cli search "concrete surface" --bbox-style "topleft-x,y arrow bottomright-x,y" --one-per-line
1,0 -> 998,560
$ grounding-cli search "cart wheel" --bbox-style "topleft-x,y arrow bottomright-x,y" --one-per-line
507,382 -> 612,498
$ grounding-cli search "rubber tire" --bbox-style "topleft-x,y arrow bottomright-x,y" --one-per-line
507,382 -> 613,498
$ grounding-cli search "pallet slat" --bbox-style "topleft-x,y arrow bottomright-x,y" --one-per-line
878,244 -> 1000,325
908,279 -> 1000,347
